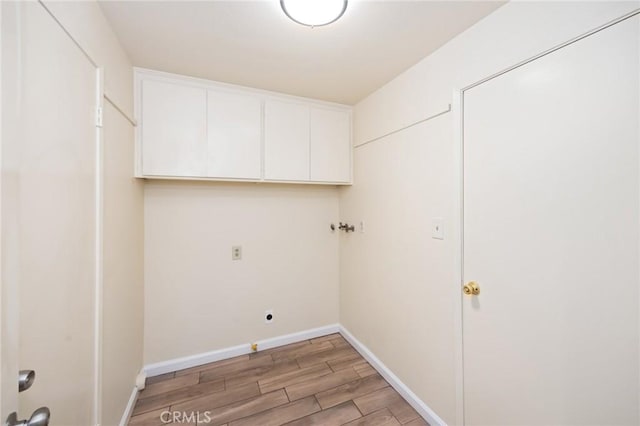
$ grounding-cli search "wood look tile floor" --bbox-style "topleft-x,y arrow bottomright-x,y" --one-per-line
129,334 -> 429,426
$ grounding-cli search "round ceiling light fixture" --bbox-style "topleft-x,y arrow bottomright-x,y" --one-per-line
280,0 -> 348,28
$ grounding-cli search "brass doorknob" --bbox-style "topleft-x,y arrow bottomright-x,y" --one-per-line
463,281 -> 480,296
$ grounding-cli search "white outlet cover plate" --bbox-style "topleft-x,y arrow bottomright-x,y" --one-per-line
432,217 -> 444,240
232,245 -> 242,260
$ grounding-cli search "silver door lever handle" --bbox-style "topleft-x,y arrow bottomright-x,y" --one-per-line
18,370 -> 35,393
5,407 -> 50,426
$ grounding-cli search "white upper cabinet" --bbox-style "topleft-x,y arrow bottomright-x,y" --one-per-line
141,79 -> 207,177
310,107 -> 351,183
136,69 -> 352,184
264,100 -> 310,181
207,90 -> 262,179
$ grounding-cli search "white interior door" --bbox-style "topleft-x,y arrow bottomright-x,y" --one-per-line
462,15 -> 639,425
1,2 -> 99,424
1,0 -> 21,419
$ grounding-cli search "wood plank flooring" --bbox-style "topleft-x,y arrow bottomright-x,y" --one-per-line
129,334 -> 429,426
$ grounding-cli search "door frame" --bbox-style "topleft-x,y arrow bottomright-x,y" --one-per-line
451,8 -> 640,425
0,0 -> 7,415
93,66 -> 105,426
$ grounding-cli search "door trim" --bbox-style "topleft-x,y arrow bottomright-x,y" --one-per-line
451,8 -> 640,425
93,67 -> 105,426
451,89 -> 465,426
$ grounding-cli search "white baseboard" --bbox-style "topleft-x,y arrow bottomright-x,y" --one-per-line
119,386 -> 139,426
144,324 -> 340,377
339,325 -> 446,426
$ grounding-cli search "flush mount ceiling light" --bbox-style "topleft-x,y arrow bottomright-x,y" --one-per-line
280,0 -> 348,28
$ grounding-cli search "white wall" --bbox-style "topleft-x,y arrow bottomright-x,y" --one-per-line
102,102 -> 144,426
340,2 -> 640,424
341,114 -> 456,421
144,182 -> 340,364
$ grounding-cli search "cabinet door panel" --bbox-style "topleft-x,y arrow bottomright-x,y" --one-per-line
207,90 -> 262,179
310,107 -> 351,182
141,80 -> 207,176
264,100 -> 309,181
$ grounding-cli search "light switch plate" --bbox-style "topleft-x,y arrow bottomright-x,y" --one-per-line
432,218 -> 444,240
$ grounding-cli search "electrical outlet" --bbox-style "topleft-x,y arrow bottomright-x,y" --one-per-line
264,309 -> 274,324
232,246 -> 242,260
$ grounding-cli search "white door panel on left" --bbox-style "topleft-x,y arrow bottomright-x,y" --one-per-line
1,0 -> 21,419
2,1 -> 98,424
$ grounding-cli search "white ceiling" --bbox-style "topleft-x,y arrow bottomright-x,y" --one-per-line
99,0 -> 505,105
